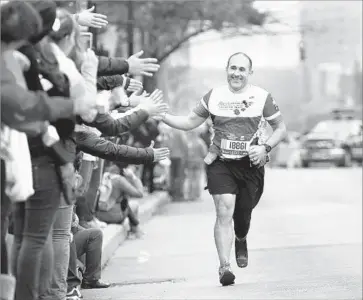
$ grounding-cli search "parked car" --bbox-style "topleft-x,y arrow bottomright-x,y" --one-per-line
346,127 -> 363,164
300,118 -> 362,168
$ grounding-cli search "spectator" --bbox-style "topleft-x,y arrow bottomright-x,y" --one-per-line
73,90 -> 169,229
165,129 -> 189,201
1,2 -> 44,300
185,129 -> 208,201
8,2 -> 81,300
66,211 -> 109,300
131,118 -> 160,193
96,164 -> 144,238
36,7 -> 99,300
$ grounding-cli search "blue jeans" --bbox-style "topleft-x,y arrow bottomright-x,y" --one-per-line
76,160 -> 103,222
74,228 -> 103,282
1,159 -> 12,275
39,199 -> 73,300
12,159 -> 61,300
67,227 -> 103,291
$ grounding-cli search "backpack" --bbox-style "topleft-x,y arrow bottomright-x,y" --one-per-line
97,172 -> 116,212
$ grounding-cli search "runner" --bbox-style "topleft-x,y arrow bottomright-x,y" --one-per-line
161,52 -> 287,286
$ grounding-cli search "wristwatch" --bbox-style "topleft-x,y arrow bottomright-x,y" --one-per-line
262,143 -> 272,153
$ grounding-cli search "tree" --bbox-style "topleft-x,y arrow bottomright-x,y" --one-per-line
95,0 -> 266,90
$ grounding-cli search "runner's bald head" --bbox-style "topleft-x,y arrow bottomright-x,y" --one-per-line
226,52 -> 253,70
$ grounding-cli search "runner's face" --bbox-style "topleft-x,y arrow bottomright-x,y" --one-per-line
226,55 -> 251,91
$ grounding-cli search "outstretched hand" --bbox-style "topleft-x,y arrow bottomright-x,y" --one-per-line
76,6 -> 108,28
126,78 -> 143,93
148,140 -> 170,162
138,89 -> 168,118
127,50 -> 160,77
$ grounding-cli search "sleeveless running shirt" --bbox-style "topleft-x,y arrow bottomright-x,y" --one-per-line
193,84 -> 282,160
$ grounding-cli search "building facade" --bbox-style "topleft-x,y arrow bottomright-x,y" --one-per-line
300,0 -> 362,109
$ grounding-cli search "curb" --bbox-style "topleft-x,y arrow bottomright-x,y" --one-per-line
101,191 -> 170,268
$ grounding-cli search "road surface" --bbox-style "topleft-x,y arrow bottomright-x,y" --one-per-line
84,167 -> 362,300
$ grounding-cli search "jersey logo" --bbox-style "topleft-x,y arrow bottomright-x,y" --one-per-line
240,100 -> 253,112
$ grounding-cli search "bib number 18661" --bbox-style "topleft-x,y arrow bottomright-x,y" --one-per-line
221,139 -> 250,157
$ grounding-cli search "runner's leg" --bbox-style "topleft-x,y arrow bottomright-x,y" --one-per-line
212,194 -> 236,266
207,160 -> 238,285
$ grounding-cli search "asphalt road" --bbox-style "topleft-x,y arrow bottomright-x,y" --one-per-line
84,167 -> 362,300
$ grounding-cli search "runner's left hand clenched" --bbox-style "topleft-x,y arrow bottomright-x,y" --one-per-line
249,145 -> 267,166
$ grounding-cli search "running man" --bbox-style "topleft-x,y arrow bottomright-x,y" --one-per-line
161,52 -> 287,286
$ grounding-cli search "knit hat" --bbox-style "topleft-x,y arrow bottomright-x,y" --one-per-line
1,1 -> 43,43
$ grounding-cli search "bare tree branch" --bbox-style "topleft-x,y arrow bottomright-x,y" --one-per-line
158,26 -> 211,63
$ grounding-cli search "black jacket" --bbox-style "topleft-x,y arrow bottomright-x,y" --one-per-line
75,108 -> 154,164
97,74 -> 124,91
84,108 -> 148,137
97,56 -> 129,76
75,130 -> 154,165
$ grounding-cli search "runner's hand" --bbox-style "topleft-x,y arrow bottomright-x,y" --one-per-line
257,155 -> 269,168
148,140 -> 170,162
127,50 -> 160,77
249,145 -> 267,166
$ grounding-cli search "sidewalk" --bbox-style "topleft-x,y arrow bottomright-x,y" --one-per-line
5,191 -> 171,269
100,191 -> 170,267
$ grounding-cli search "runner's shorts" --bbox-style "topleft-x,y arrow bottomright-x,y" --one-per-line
206,157 -> 264,210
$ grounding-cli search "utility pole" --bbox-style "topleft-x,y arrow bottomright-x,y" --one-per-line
299,29 -> 311,103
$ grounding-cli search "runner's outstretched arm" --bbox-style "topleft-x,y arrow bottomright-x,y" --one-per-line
162,111 -> 206,131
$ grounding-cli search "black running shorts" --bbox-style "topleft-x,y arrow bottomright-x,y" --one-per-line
206,157 -> 264,210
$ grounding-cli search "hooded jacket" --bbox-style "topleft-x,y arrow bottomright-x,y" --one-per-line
18,0 -> 77,162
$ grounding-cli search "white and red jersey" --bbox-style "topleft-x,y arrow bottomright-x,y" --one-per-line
193,84 -> 282,160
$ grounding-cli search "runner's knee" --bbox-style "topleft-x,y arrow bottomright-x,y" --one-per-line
214,194 -> 235,222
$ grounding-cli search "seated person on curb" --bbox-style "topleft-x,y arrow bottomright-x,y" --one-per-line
66,211 -> 110,300
96,164 -> 144,238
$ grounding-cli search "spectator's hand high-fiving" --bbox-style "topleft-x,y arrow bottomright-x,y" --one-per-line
148,140 -> 170,162
76,6 -> 108,28
125,78 -> 143,93
127,50 -> 160,77
138,89 -> 168,118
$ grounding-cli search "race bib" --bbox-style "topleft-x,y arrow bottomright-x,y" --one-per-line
221,139 -> 251,159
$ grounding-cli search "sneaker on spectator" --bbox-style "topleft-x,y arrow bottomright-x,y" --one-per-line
66,288 -> 81,300
76,286 -> 83,298
93,217 -> 107,229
